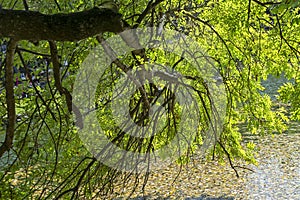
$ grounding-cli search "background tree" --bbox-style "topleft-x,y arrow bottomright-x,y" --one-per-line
0,0 -> 299,199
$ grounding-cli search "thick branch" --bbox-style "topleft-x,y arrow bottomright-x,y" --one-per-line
0,7 -> 123,41
0,39 -> 17,158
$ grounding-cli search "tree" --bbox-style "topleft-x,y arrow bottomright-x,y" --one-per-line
0,0 -> 299,198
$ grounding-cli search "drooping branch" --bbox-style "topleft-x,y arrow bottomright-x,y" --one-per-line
49,41 -> 73,113
49,41 -> 64,94
0,39 -> 18,158
0,7 -> 123,41
96,34 -> 150,112
16,47 -> 58,121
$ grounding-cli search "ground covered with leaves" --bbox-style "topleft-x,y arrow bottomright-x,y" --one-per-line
104,124 -> 300,200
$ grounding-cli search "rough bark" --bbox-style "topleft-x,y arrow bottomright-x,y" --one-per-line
0,7 -> 123,41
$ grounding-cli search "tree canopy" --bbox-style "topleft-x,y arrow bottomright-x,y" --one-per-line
0,0 -> 300,199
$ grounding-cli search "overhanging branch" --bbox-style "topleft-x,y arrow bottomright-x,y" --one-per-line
0,7 -> 123,41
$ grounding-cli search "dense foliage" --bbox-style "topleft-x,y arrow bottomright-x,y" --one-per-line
0,0 -> 299,198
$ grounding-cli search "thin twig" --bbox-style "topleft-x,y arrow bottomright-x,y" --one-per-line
96,35 -> 150,111
247,0 -> 251,25
252,0 -> 281,6
134,0 -> 165,28
18,47 -> 52,57
217,141 -> 239,177
16,47 -> 58,121
22,0 -> 29,10
53,0 -> 61,11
